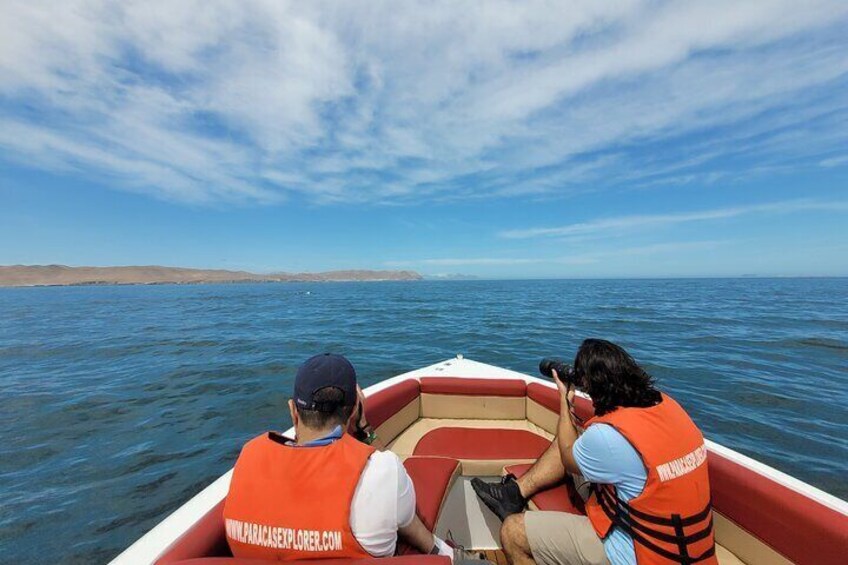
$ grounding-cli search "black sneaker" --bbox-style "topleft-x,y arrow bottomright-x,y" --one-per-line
471,474 -> 526,522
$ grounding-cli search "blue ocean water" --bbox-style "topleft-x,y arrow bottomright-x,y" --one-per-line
0,278 -> 846,563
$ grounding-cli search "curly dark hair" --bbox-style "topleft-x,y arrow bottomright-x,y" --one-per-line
573,338 -> 661,416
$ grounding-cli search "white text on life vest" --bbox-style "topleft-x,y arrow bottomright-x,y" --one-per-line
656,444 -> 707,482
225,518 -> 343,552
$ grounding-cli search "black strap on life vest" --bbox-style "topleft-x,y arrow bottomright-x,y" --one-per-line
593,484 -> 715,564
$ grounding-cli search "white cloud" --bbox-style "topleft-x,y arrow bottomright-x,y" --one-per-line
386,241 -> 727,268
500,199 -> 848,239
386,257 -> 598,267
0,1 -> 846,204
820,155 -> 848,168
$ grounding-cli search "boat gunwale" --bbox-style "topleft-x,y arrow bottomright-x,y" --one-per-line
109,356 -> 848,565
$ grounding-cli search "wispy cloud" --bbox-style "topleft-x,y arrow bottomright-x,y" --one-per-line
500,199 -> 848,239
386,241 -> 727,268
820,155 -> 848,168
0,1 -> 847,204
386,257 -> 599,267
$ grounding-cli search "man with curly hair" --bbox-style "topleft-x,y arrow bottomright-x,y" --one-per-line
472,339 -> 716,565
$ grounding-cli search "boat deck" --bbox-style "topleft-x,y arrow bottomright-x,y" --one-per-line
110,357 -> 848,565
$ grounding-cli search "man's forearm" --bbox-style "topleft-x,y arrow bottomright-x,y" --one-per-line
398,515 -> 436,555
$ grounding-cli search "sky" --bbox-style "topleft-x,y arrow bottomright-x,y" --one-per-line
1,0 -> 847,278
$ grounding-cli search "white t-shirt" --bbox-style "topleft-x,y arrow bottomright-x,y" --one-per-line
350,450 -> 417,556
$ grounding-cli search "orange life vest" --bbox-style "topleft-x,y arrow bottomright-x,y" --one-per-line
584,393 -> 717,565
223,431 -> 376,561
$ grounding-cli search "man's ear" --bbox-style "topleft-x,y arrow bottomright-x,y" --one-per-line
351,395 -> 364,427
288,399 -> 298,427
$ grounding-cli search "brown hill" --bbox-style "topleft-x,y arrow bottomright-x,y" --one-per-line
0,265 -> 422,287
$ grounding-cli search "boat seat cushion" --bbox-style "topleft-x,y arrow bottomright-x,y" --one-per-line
709,451 -> 848,565
526,382 -> 596,431
414,428 -> 551,461
155,500 -> 229,565
419,377 -> 527,396
395,457 -> 461,556
389,419 -> 553,475
504,464 -> 586,515
402,456 -> 461,531
364,380 -> 422,446
364,380 -> 421,429
419,377 -> 528,420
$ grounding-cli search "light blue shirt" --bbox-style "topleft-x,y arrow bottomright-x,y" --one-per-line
287,425 -> 344,447
573,423 -> 647,565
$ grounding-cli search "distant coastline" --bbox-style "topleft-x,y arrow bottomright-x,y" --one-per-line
0,265 -> 423,287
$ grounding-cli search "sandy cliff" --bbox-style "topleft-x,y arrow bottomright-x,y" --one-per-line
0,265 -> 423,287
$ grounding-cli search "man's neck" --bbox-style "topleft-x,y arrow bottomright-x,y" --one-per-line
295,425 -> 340,445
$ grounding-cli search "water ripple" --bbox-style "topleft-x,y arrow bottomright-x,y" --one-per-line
0,279 -> 846,563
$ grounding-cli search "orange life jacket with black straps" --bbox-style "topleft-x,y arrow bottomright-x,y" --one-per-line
584,393 -> 717,565
223,431 -> 376,561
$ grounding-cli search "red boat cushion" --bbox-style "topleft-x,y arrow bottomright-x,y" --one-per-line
527,382 -> 595,424
402,457 -> 461,531
155,500 -> 229,564
413,428 -> 551,460
504,464 -> 586,515
709,451 -> 848,565
364,379 -> 421,429
420,377 -> 526,396
172,557 -> 450,564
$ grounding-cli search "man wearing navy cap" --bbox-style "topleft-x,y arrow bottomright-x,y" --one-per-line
223,353 -> 465,562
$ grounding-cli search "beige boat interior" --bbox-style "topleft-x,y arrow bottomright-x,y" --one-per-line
155,375 -> 844,565
370,380 -> 795,564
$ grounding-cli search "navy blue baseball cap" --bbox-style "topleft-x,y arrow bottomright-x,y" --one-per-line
294,353 -> 357,412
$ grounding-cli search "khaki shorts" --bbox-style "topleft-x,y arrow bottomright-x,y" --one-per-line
525,511 -> 610,565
